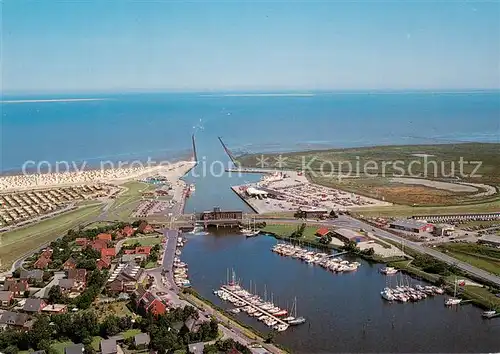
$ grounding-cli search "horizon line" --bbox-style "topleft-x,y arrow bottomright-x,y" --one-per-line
2,88 -> 499,97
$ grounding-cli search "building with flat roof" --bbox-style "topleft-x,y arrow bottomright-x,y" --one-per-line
332,228 -> 366,243
200,207 -> 243,220
389,219 -> 434,233
433,224 -> 455,236
296,208 -> 329,219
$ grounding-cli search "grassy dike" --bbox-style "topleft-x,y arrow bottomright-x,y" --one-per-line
180,289 -> 289,353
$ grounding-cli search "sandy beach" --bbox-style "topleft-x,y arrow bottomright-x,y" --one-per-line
0,161 -> 196,192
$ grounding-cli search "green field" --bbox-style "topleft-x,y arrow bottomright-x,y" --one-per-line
237,143 -> 500,183
237,143 -> 500,208
438,244 -> 500,276
350,199 -> 500,218
96,301 -> 136,321
0,205 -> 102,271
261,224 -> 321,240
106,181 -> 155,220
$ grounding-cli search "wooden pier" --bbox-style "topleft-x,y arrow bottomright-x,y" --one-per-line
220,286 -> 288,326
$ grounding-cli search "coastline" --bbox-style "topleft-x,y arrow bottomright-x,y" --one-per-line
0,159 -> 196,193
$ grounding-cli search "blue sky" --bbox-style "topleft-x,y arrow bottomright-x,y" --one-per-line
2,1 -> 499,92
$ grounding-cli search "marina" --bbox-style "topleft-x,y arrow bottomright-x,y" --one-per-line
180,231 -> 500,353
171,235 -> 191,288
272,243 -> 358,272
215,270 -> 306,332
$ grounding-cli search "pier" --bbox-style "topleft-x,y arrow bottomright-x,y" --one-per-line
219,286 -> 289,327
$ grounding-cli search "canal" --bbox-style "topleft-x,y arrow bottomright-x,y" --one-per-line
181,230 -> 500,353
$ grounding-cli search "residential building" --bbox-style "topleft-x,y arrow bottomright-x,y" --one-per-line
0,291 -> 13,307
315,227 -> 332,237
97,257 -> 112,270
122,226 -> 135,238
106,279 -> 124,295
0,311 -> 30,329
75,238 -> 89,247
97,233 -> 113,242
67,268 -> 87,288
23,298 -> 47,313
91,239 -> 108,251
3,279 -> 29,297
135,246 -> 152,256
64,344 -> 84,354
107,263 -> 145,293
19,269 -> 44,283
188,342 -> 205,354
100,339 -> 117,354
59,279 -> 77,293
137,221 -> 154,234
63,257 -> 77,270
101,248 -> 116,258
34,256 -> 51,269
134,333 -> 150,349
134,286 -> 167,316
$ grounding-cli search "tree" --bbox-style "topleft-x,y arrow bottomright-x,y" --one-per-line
362,248 -> 375,256
291,223 -> 306,238
101,315 -> 121,337
29,316 -> 52,349
48,285 -> 63,304
319,235 -> 332,245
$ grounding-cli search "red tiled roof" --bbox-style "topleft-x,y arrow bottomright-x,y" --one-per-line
122,226 -> 135,237
34,256 -> 51,269
76,238 -> 88,246
97,257 -> 111,269
101,248 -> 116,258
316,227 -> 330,237
91,239 -> 108,251
124,250 -> 136,255
135,246 -> 152,255
97,233 -> 112,241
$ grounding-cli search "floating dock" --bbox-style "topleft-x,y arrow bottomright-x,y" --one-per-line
219,286 -> 289,326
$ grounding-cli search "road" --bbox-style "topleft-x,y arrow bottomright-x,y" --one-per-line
256,215 -> 500,287
146,229 -> 279,354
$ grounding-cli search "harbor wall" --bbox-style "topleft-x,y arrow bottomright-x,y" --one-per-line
231,186 -> 260,214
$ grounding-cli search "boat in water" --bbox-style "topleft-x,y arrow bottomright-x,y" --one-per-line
286,297 -> 306,325
445,277 -> 462,306
482,310 -> 497,318
380,267 -> 398,275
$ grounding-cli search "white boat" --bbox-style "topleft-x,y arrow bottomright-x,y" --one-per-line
287,297 -> 306,325
445,277 -> 462,306
381,290 -> 395,301
274,323 -> 289,332
482,310 -> 496,318
445,298 -> 462,306
380,267 -> 398,275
